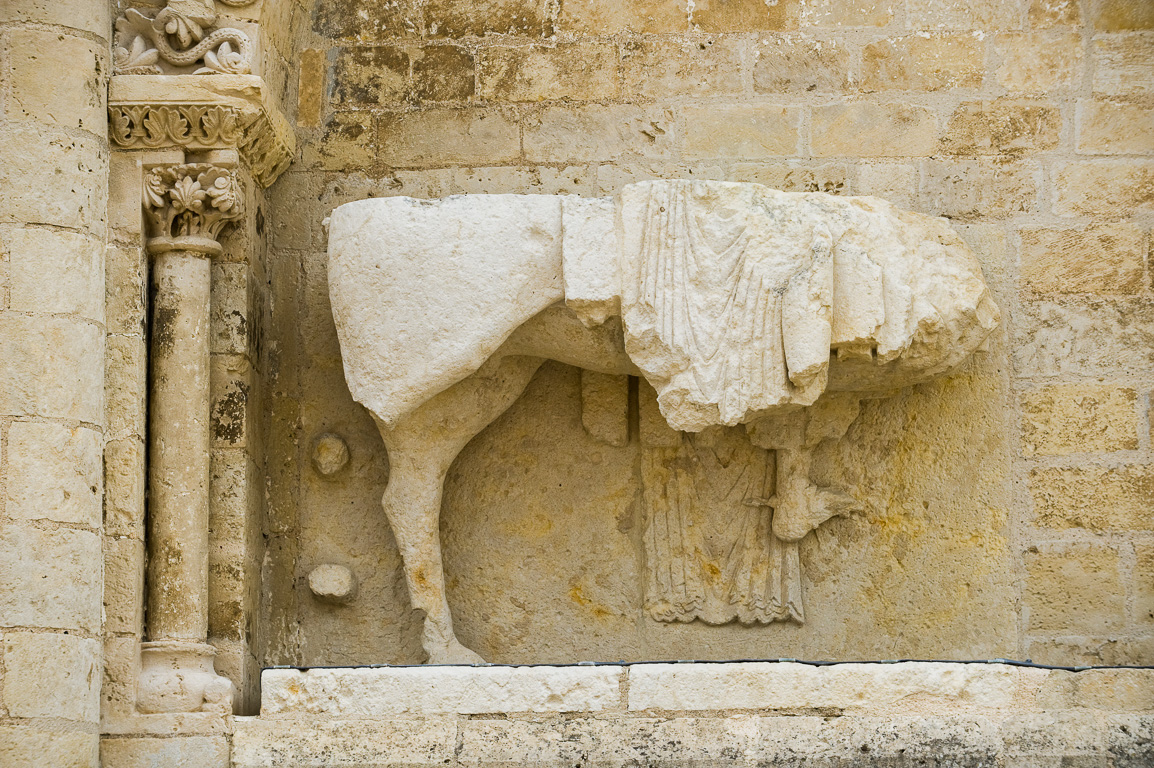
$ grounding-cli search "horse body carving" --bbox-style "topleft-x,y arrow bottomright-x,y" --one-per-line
327,181 -> 999,664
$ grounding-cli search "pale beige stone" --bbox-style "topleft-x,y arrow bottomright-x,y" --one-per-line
1038,669 -> 1154,710
1055,161 -> 1154,216
106,246 -> 147,336
378,109 -> 520,167
1093,32 -> 1154,94
682,104 -> 801,159
105,333 -> 147,440
752,36 -> 852,93
995,33 -> 1083,92
906,0 -> 1023,28
1030,465 -> 1154,531
1020,224 -> 1147,295
800,0 -> 897,26
580,370 -> 629,447
3,633 -> 100,721
525,105 -> 677,163
263,665 -> 623,715
0,315 -> 104,422
940,100 -> 1061,155
233,719 -> 458,768
478,43 -> 618,102
1029,0 -> 1082,27
729,162 -> 848,194
621,38 -> 744,99
1020,384 -> 1138,456
1137,544 -> 1154,626
559,0 -> 687,33
1015,297 -> 1154,379
100,736 -> 229,768
0,0 -> 109,36
856,163 -> 917,206
811,103 -> 938,157
9,29 -> 106,136
104,536 -> 145,636
0,727 -> 98,768
861,34 -> 984,91
6,421 -> 102,527
6,227 -> 104,321
1078,99 -> 1154,154
0,124 -> 107,231
922,159 -> 1039,220
1025,543 -> 1126,633
104,435 -> 146,537
0,524 -> 100,632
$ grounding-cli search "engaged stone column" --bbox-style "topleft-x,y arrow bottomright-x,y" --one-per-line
137,162 -> 242,713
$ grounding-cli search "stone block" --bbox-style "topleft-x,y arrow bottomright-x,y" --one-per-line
297,49 -> 325,128
8,29 -> 105,137
906,0 -> 1022,28
0,727 -> 98,768
211,357 -> 251,448
799,0 -> 897,26
105,333 -> 147,440
1093,33 -> 1154,94
861,34 -> 984,92
1078,99 -> 1154,154
211,261 -> 248,355
103,436 -> 145,538
995,32 -> 1083,92
1037,669 -> 1154,710
690,0 -> 800,31
621,38 -> 744,99
682,104 -> 800,159
0,523 -> 101,632
627,661 -> 1020,713
940,100 -> 1061,155
0,124 -> 107,230
1095,0 -> 1154,30
101,636 -> 140,721
105,245 -> 147,335
525,105 -> 676,163
104,536 -> 144,636
0,0 -> 109,36
811,103 -> 938,157
729,162 -> 848,194
332,46 -> 410,106
232,718 -> 457,768
1020,224 -> 1146,295
580,370 -> 629,447
0,315 -> 104,422
1029,465 -> 1154,531
424,0 -> 555,37
2,633 -> 100,722
107,152 -> 143,241
6,227 -> 104,321
856,162 -> 917,206
1017,301 -> 1154,379
261,665 -> 623,716
478,43 -> 617,102
752,36 -> 852,93
6,421 -> 101,527
1030,0 -> 1082,26
1019,384 -> 1138,456
1137,543 -> 1154,626
302,112 -> 374,171
100,736 -> 229,768
1055,161 -> 1154,216
558,0 -> 687,34
412,45 -> 477,102
1025,543 -> 1125,633
378,108 -> 520,167
922,159 -> 1038,220
313,0 -> 421,40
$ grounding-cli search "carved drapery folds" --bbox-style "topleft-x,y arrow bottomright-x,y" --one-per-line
114,0 -> 258,75
144,162 -> 244,253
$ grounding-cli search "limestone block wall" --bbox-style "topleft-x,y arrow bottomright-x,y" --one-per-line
259,0 -> 1154,670
0,0 -> 110,765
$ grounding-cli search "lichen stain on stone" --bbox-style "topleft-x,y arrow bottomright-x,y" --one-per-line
212,382 -> 249,444
152,304 -> 179,358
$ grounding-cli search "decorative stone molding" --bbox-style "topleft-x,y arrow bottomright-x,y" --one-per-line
113,0 -> 259,76
109,75 -> 295,188
143,162 -> 244,253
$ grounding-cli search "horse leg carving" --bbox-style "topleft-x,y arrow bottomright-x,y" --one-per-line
374,354 -> 543,664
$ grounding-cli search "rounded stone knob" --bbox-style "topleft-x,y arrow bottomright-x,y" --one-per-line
312,433 -> 349,476
308,563 -> 357,604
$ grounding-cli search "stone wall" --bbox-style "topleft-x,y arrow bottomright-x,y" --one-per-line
258,0 -> 1153,668
0,0 -> 110,765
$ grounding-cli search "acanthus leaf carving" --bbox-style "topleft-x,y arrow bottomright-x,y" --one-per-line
109,104 -> 243,149
144,163 -> 244,250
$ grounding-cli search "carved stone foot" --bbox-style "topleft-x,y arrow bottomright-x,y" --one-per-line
425,637 -> 486,665
137,641 -> 236,714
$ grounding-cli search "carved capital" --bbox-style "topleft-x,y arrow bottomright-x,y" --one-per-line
113,0 -> 259,76
143,163 -> 244,256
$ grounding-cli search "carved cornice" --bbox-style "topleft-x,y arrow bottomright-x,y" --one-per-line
109,75 -> 296,188
144,163 -> 244,256
114,0 -> 260,76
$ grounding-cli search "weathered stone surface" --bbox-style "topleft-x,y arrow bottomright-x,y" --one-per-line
0,727 -> 98,768
1038,668 -> 1154,710
1019,384 -> 1138,456
995,32 -> 1082,92
478,43 -> 617,102
1014,297 -> 1154,377
3,633 -> 100,721
424,0 -> 555,37
100,736 -> 229,768
8,29 -> 106,136
1030,465 -> 1154,531
558,0 -> 687,34
1093,32 -> 1154,94
232,718 -> 458,768
377,109 -> 520,167
861,34 -> 984,91
753,36 -> 852,93
940,100 -> 1061,155
525,105 -> 676,162
690,0 -> 799,31
302,112 -> 373,170
314,0 -> 422,40
682,105 -> 800,159
621,38 -> 744,99
0,0 -> 108,36
5,421 -> 102,527
262,665 -> 623,715
811,103 -> 938,157
0,524 -> 101,632
580,370 -> 629,446
1025,543 -> 1126,633
332,46 -> 410,106
1055,161 -> 1154,216
1137,543 -> 1154,626
308,563 -> 358,603
1095,0 -> 1154,29
906,0 -> 1022,28
1079,99 -> 1154,154
922,159 -> 1038,219
800,0 -> 897,26
1029,0 -> 1082,27
5,227 -> 104,321
0,124 -> 107,230
1020,224 -> 1146,295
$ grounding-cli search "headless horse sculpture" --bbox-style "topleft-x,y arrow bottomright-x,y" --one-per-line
327,181 -> 1000,664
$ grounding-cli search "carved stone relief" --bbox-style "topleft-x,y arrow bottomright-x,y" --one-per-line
114,0 -> 259,76
326,181 -> 1001,664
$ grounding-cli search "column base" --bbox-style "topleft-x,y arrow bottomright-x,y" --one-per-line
138,640 -> 236,714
